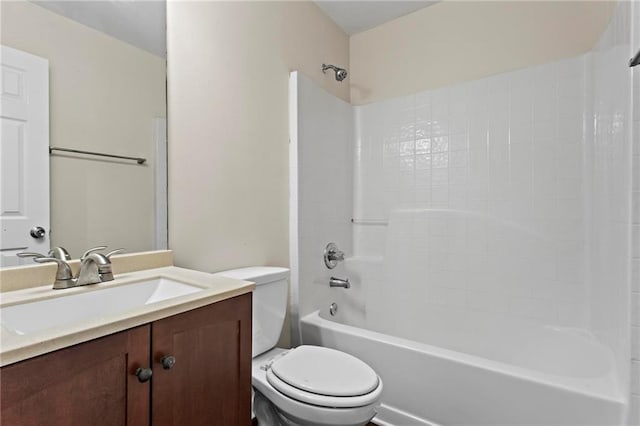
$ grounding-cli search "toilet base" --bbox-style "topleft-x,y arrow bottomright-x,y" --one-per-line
253,389 -> 373,426
254,389 -> 297,426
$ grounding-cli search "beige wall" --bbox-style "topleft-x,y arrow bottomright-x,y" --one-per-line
167,0 -> 349,273
0,1 -> 166,257
350,0 -> 616,104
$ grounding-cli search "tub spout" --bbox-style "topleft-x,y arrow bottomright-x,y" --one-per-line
329,277 -> 350,289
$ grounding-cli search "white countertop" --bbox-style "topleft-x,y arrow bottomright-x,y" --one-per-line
0,266 -> 254,367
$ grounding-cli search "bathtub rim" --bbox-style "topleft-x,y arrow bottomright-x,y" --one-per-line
300,309 -> 627,404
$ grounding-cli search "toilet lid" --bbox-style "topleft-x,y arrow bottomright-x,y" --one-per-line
269,345 -> 379,397
266,367 -> 383,408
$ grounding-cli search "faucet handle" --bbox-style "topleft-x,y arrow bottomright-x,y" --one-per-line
33,257 -> 74,289
33,257 -> 73,279
80,246 -> 108,261
324,242 -> 345,269
17,251 -> 46,260
105,248 -> 125,258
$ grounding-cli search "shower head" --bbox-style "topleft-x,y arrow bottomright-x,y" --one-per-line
322,64 -> 348,82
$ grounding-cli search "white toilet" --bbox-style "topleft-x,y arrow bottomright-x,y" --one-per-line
214,267 -> 382,426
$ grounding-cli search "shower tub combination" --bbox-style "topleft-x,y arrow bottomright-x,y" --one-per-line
290,1 -> 634,422
301,304 -> 626,425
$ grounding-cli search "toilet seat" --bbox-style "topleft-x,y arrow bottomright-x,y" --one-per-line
266,346 -> 383,408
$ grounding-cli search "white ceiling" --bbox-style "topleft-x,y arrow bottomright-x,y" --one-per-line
31,0 -> 166,57
314,0 -> 439,35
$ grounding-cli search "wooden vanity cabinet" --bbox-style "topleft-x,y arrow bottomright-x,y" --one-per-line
0,293 -> 252,426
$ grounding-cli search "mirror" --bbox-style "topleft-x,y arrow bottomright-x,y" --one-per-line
0,0 -> 167,264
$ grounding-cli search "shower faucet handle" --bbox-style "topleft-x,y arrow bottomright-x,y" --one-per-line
324,242 -> 345,269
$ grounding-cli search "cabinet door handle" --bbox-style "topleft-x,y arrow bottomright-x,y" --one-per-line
135,367 -> 153,383
160,355 -> 176,370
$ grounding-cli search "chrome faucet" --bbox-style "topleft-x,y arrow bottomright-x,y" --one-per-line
18,246 -> 123,290
329,277 -> 350,289
75,247 -> 123,286
77,252 -> 111,286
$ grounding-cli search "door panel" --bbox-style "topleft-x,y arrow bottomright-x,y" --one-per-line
0,325 -> 150,426
152,294 -> 252,426
0,45 -> 50,266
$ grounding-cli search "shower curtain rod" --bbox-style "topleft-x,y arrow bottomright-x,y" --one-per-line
49,146 -> 147,164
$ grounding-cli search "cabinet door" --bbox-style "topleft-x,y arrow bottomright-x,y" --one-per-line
0,325 -> 150,426
152,294 -> 252,426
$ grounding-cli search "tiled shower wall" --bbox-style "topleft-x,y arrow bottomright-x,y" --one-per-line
588,1 -> 636,423
354,54 -> 590,328
351,2 -> 637,420
289,72 -> 354,343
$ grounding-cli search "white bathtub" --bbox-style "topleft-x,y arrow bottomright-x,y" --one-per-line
300,309 -> 626,426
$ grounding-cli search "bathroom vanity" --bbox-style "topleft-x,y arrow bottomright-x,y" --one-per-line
0,255 -> 254,426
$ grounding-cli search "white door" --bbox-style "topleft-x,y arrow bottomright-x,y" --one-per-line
0,46 -> 50,267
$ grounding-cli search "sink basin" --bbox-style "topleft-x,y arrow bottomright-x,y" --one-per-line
0,278 -> 203,335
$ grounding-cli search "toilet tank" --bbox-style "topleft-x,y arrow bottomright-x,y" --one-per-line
213,266 -> 289,357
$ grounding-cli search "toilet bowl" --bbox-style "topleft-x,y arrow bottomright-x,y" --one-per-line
253,347 -> 383,426
213,267 -> 382,426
